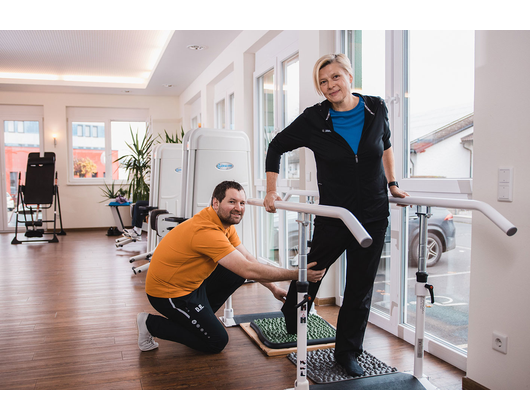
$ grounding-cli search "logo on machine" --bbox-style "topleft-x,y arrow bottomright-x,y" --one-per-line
216,162 -> 234,171
175,167 -> 182,173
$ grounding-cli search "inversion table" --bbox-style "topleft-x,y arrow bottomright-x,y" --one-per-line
11,152 -> 66,244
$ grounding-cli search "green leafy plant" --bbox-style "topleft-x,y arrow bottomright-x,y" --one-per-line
162,126 -> 185,144
114,125 -> 157,203
99,181 -> 128,203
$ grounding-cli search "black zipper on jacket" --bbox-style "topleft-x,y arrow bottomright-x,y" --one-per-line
322,98 -> 367,164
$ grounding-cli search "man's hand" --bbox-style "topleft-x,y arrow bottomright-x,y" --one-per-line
269,284 -> 288,302
306,261 -> 325,283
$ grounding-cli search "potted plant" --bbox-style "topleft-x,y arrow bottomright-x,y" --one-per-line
99,180 -> 128,203
114,125 -> 157,203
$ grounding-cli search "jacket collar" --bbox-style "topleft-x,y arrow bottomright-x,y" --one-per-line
318,93 -> 375,121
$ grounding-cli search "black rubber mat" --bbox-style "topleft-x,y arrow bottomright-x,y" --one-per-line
288,347 -> 400,384
309,372 -> 426,390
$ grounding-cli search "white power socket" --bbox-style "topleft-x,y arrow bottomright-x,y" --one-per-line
498,167 -> 513,202
492,332 -> 508,354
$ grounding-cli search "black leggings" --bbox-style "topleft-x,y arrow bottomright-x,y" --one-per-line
281,218 -> 388,359
146,265 -> 246,353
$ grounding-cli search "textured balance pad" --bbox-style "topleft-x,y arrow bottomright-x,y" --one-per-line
250,314 -> 336,349
287,347 -> 398,384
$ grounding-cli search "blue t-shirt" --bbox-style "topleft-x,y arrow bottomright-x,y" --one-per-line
329,96 -> 365,154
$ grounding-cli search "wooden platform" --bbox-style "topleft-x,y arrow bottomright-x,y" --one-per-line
240,322 -> 335,357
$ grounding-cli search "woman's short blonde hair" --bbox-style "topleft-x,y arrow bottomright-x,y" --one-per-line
313,53 -> 354,96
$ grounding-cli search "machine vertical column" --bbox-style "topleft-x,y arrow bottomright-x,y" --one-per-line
413,206 -> 434,379
295,211 -> 310,390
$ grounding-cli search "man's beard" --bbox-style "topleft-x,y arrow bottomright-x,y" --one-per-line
217,210 -> 243,226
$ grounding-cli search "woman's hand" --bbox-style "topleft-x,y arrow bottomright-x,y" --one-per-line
264,191 -> 282,213
389,185 -> 410,207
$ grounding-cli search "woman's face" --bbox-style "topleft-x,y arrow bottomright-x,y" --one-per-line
318,62 -> 354,111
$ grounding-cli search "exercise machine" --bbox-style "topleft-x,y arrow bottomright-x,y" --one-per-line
246,194 -> 517,390
180,128 -> 254,249
126,143 -> 184,273
388,195 -> 516,388
178,128 -> 254,325
11,152 -> 66,244
247,198 -> 374,389
126,129 -> 254,279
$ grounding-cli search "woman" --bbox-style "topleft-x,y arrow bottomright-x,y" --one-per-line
264,53 -> 408,377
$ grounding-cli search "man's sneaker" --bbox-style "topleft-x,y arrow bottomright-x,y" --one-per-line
123,229 -> 141,240
137,312 -> 158,351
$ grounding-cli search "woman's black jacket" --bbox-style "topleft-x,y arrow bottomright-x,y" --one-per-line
265,93 -> 392,226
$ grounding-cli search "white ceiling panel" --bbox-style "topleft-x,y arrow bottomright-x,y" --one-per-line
0,30 -> 242,96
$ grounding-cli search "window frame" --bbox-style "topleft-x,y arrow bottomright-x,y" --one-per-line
0,105 -> 44,232
252,34 -> 299,267
66,107 -> 149,186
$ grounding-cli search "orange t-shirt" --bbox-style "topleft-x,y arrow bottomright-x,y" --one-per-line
145,206 -> 241,298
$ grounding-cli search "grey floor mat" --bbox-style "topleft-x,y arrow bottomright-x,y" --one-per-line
288,347 -> 397,384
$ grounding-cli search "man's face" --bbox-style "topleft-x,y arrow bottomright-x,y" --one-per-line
213,188 -> 246,227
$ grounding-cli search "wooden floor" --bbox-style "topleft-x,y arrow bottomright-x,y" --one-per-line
0,229 -> 465,390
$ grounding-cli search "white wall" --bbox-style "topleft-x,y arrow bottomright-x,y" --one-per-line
467,31 -> 530,390
0,91 -> 179,229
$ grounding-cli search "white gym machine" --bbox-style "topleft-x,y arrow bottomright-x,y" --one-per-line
127,128 -> 254,279
128,143 -> 184,274
179,128 -> 254,326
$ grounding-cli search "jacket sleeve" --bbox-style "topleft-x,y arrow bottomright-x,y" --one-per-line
381,98 -> 392,150
265,109 -> 313,173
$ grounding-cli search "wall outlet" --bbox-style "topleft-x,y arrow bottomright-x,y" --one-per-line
498,167 -> 513,202
492,332 -> 508,354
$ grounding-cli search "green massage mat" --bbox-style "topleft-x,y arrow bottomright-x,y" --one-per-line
249,314 -> 336,349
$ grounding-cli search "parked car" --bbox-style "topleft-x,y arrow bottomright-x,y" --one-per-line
407,207 -> 456,267
273,206 -> 456,267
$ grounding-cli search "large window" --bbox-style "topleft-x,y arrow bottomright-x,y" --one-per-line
281,54 -> 300,180
257,68 -> 275,181
404,31 -> 475,179
67,107 -> 149,185
256,68 -> 277,263
1,108 -> 43,231
254,37 -> 300,266
402,31 -> 474,358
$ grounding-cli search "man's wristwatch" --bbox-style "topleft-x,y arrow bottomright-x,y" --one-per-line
388,181 -> 399,188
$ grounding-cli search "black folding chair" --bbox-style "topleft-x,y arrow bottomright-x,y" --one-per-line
11,152 -> 66,244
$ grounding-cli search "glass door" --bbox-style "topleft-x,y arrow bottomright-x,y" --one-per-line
0,106 -> 44,232
401,30 -> 475,363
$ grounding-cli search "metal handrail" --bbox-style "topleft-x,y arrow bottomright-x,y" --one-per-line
265,192 -> 517,236
247,198 -> 373,248
388,196 -> 517,236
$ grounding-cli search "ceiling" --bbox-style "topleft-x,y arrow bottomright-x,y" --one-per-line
0,30 -> 243,97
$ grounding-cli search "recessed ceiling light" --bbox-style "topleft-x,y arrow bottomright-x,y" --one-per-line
187,45 -> 206,51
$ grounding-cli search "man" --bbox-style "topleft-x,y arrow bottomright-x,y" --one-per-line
137,180 -> 324,353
